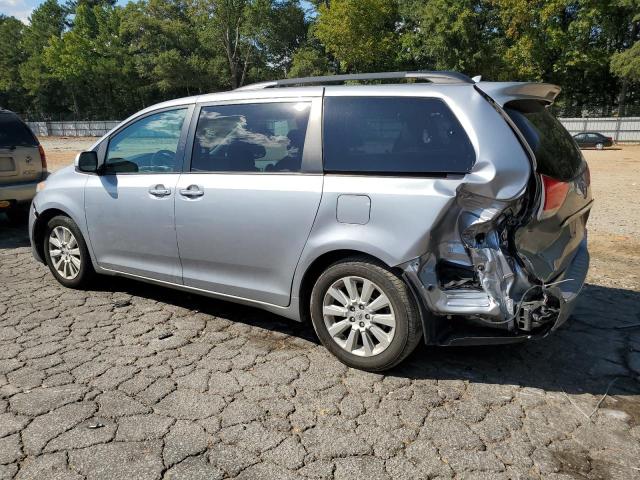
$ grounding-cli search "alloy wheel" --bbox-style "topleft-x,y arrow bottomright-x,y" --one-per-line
322,276 -> 396,357
48,226 -> 81,280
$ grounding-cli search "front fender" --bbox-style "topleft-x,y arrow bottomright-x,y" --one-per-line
30,167 -> 93,265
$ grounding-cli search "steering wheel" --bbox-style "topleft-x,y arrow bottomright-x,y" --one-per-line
150,149 -> 175,171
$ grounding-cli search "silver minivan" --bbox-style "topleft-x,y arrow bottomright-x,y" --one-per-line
29,72 -> 592,371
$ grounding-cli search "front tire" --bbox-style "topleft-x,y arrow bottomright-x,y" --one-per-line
310,257 -> 422,371
43,215 -> 94,289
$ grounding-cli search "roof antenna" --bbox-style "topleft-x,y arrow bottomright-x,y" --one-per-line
472,75 -> 482,83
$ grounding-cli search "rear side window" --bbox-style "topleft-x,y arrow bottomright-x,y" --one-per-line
191,102 -> 311,173
0,114 -> 38,148
506,101 -> 583,181
322,97 -> 475,174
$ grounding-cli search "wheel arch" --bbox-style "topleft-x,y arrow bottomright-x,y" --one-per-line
297,249 -> 407,325
33,207 -> 82,264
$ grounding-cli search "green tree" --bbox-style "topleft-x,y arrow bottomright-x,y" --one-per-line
0,16 -> 26,111
20,0 -> 66,55
247,0 -> 308,76
3,0 -> 640,119
44,3 -> 98,116
120,0 -> 218,103
18,0 -> 68,117
289,45 -> 331,77
192,0 -> 257,89
610,9 -> 640,113
397,0 -> 507,78
44,3 -> 132,117
64,0 -> 118,18
191,0 -> 307,88
313,0 -> 398,72
612,40 -> 640,82
491,0 -> 639,107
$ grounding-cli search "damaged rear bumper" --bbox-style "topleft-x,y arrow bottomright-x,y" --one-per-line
403,237 -> 589,346
547,237 -> 589,331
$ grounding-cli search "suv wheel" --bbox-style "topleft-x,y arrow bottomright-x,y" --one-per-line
310,257 -> 422,371
43,215 -> 94,288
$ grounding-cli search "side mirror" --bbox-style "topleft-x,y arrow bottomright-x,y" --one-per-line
75,151 -> 99,173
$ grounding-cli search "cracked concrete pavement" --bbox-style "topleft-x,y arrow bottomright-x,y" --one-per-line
1,147 -> 639,480
1,220 -> 639,479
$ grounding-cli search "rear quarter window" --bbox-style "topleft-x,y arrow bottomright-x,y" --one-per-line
322,97 -> 475,175
0,114 -> 38,148
505,100 -> 583,181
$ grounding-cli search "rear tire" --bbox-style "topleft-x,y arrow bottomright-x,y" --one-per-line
310,256 -> 422,371
43,215 -> 94,289
595,142 -> 604,150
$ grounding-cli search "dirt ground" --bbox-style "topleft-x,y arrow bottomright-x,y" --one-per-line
41,137 -> 96,172
580,146 -> 640,292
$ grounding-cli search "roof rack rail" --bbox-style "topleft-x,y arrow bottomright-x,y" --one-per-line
235,71 -> 473,90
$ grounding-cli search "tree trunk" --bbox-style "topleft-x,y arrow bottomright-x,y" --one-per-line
225,30 -> 239,89
71,88 -> 79,117
229,64 -> 239,89
618,77 -> 628,116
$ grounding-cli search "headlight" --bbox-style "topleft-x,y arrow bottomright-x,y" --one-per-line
36,181 -> 47,192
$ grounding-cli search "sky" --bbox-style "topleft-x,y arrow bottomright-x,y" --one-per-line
0,0 -> 39,22
1,0 -> 315,23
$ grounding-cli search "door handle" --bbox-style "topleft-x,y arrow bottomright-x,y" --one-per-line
179,185 -> 204,198
149,184 -> 171,197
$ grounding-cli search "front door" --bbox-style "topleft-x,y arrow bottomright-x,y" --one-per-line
85,107 -> 191,283
175,99 -> 323,306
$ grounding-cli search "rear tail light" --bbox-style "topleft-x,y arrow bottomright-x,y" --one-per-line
38,145 -> 47,171
541,174 -> 569,213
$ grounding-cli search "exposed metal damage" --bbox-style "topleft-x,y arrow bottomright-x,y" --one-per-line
404,184 -> 568,342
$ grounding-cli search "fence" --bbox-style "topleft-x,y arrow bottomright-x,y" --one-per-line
551,104 -> 640,118
26,121 -> 121,137
558,117 -> 640,143
26,117 -> 640,143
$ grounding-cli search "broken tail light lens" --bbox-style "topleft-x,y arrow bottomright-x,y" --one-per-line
38,145 -> 47,171
541,174 -> 570,213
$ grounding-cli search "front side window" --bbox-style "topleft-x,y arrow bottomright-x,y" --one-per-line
322,97 -> 475,174
191,102 -> 311,173
105,108 -> 187,174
